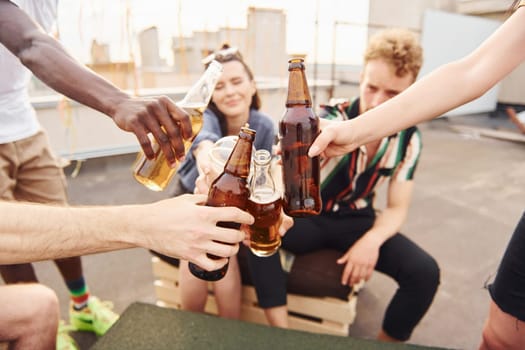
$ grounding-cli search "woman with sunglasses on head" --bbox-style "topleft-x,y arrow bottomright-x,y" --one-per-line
153,44 -> 276,319
309,2 -> 525,349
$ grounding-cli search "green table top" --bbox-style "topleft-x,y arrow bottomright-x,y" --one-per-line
92,302 -> 454,350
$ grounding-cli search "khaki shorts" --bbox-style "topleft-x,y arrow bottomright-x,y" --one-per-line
0,129 -> 67,205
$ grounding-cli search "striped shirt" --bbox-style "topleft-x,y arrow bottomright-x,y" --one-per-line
319,98 -> 422,213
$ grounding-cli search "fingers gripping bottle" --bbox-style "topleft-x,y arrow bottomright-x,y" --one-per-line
189,125 -> 255,281
279,58 -> 321,217
133,60 -> 223,191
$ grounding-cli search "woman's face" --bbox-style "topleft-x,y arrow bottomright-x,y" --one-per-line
211,60 -> 256,119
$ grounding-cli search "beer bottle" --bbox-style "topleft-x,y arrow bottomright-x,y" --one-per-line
247,149 -> 282,257
132,60 -> 223,191
279,57 -> 321,217
189,125 -> 255,281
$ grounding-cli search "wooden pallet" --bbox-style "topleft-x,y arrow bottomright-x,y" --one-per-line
151,256 -> 359,336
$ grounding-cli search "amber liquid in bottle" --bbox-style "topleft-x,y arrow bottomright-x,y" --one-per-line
279,58 -> 321,217
133,103 -> 206,191
132,60 -> 223,191
189,125 -> 255,281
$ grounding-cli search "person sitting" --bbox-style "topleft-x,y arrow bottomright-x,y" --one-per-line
246,28 -> 440,342
152,44 -> 276,320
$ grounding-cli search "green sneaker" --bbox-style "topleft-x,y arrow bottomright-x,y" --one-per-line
57,321 -> 79,350
69,296 -> 119,336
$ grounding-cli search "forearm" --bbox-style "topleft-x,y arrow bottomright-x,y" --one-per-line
352,8 -> 525,146
18,32 -> 129,118
351,61 -> 485,146
365,206 -> 408,245
0,202 -> 138,263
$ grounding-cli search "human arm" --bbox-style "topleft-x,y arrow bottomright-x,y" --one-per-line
0,0 -> 191,164
194,140 -> 216,175
181,110 -> 224,185
309,7 -> 525,158
0,194 -> 254,270
338,180 -> 415,286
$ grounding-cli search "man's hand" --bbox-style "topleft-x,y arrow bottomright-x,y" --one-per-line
134,194 -> 254,271
308,119 -> 359,158
112,96 -> 193,166
337,235 -> 382,286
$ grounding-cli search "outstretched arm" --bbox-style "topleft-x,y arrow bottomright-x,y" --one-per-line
310,7 -> 525,157
0,0 -> 191,165
0,195 -> 254,270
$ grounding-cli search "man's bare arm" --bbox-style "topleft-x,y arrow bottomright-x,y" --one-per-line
0,0 -> 192,164
0,196 -> 253,270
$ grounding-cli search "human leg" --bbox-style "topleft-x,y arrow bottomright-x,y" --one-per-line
479,300 -> 525,350
13,130 -> 118,335
0,140 -> 39,284
179,260 -> 210,312
213,256 -> 242,319
246,216 -> 329,327
0,264 -> 37,283
246,250 -> 288,327
374,233 -> 440,341
0,284 -> 59,350
0,135 -> 78,347
481,212 -> 525,350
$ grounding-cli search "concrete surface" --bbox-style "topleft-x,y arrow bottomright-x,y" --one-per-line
2,114 -> 524,349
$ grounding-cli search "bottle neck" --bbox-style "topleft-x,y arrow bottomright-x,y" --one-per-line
286,69 -> 312,107
250,150 -> 275,194
182,61 -> 223,106
224,138 -> 254,179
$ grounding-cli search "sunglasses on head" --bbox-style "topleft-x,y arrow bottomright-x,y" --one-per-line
202,47 -> 242,65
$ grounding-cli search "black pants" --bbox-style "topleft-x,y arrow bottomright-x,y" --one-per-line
489,211 -> 525,321
247,207 -> 440,341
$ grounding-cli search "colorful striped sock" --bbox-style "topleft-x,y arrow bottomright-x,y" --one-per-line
66,277 -> 90,310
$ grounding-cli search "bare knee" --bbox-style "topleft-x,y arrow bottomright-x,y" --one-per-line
479,301 -> 525,350
22,284 -> 60,333
480,322 -> 510,350
33,284 -> 59,315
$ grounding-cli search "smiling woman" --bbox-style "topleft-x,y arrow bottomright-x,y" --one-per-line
149,43 -> 277,321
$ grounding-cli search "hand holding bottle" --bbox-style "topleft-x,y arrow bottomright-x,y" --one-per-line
133,60 -> 223,191
112,96 -> 193,166
189,125 -> 255,281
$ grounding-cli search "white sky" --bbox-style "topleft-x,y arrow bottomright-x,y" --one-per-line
57,0 -> 370,65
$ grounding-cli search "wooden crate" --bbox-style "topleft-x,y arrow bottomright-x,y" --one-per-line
151,256 -> 359,336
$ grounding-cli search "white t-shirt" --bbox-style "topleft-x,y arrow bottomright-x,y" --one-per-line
0,0 -> 58,144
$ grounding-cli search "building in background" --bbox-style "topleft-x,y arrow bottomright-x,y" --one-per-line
30,1 -> 524,160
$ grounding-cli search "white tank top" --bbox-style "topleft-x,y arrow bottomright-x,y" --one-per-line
0,0 -> 58,143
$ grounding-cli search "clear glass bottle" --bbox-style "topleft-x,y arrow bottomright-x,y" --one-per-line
189,125 -> 255,281
279,57 -> 321,217
247,149 -> 282,257
132,60 -> 223,191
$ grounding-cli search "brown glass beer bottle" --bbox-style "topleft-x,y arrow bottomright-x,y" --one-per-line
189,125 -> 256,281
279,57 -> 321,217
